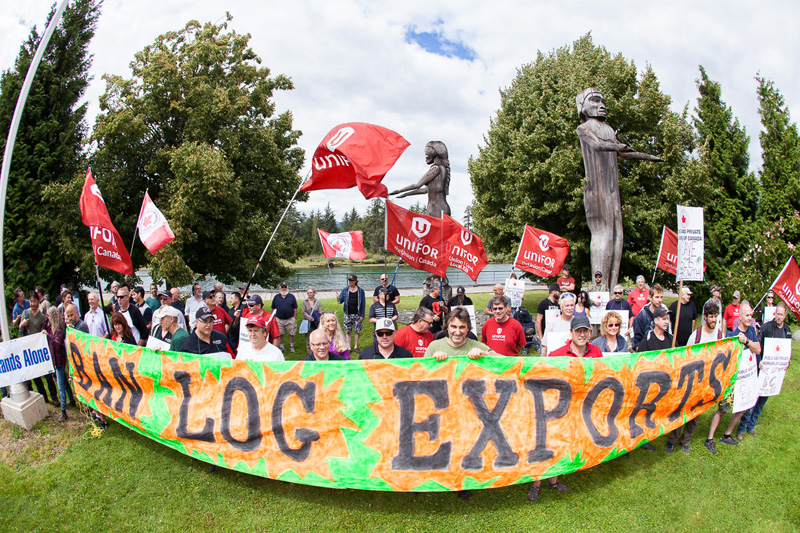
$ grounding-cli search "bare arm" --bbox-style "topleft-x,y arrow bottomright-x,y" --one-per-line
390,166 -> 441,196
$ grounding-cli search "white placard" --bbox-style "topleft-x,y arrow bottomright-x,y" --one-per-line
0,332 -> 54,388
505,279 -> 525,308
545,331 -> 571,353
146,335 -> 171,352
588,292 -> 610,323
595,310 -> 630,337
453,304 -> 478,337
732,348 -> 759,413
545,308 -> 562,328
677,205 -> 705,281
758,338 -> 792,396
762,306 -> 777,324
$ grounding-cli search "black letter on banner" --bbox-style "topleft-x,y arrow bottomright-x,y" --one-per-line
174,371 -> 215,443
109,359 -> 143,419
629,371 -> 671,439
272,382 -> 319,462
93,352 -> 114,406
461,379 -> 518,470
582,377 -> 624,447
69,342 -> 92,391
709,349 -> 733,401
221,377 -> 262,452
392,380 -> 451,471
525,379 -> 572,463
668,361 -> 705,422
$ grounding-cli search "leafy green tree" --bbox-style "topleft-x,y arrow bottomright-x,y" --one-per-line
691,66 -> 759,290
469,34 -> 694,285
0,0 -> 100,298
45,16 -> 304,286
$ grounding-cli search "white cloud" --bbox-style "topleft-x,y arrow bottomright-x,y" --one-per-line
1,0 -> 798,224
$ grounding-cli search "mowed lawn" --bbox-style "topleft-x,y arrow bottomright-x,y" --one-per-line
1,292 -> 799,532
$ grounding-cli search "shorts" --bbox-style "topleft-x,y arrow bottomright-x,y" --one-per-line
717,390 -> 735,414
343,313 -> 363,334
276,317 -> 296,336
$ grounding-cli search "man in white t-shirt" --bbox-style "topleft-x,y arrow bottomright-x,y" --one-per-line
688,301 -> 724,346
237,315 -> 285,362
184,283 -> 204,331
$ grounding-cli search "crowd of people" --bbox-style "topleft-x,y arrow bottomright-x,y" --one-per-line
5,269 -> 789,503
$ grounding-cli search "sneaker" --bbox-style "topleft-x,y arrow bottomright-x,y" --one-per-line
280,344 -> 285,351
736,432 -> 744,441
290,344 -> 295,353
720,434 -> 738,446
704,439 -> 717,455
747,430 -> 757,437
665,443 -> 674,454
641,443 -> 656,451
682,445 -> 690,455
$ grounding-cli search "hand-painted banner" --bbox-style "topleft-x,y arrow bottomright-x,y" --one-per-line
66,330 -> 740,492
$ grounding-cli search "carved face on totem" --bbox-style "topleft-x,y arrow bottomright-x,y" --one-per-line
576,87 -> 607,121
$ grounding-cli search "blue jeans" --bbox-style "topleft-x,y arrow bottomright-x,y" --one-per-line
738,396 -> 768,433
55,365 -> 75,410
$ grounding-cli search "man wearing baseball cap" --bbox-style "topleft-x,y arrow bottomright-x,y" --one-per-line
157,306 -> 189,351
723,290 -> 741,336
447,286 -> 473,307
638,307 -> 673,352
204,289 -> 232,335
358,318 -> 412,360
548,316 -> 602,358
241,294 -> 281,349
178,307 -> 235,357
557,265 -> 575,293
337,274 -> 365,353
237,315 -> 285,362
587,271 -> 609,308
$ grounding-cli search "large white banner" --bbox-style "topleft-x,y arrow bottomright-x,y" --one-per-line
0,332 -> 54,388
758,338 -> 792,397
676,205 -> 705,281
732,348 -> 759,413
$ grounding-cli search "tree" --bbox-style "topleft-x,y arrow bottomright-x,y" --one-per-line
468,34 -> 694,284
0,0 -> 100,298
318,203 -> 338,233
340,207 -> 360,232
355,199 -> 385,254
45,16 -> 304,287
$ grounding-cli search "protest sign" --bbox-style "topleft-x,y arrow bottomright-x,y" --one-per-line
146,336 -> 170,352
758,338 -> 791,397
67,330 -> 739,492
385,201 -> 446,277
0,332 -> 54,388
732,348 -> 759,413
505,278 -> 525,308
545,308 -> 562,328
676,206 -> 704,282
588,292 -> 610,324
545,331 -> 571,353
762,306 -> 776,324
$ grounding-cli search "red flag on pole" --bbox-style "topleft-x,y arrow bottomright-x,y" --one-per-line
136,191 -> 175,254
317,229 -> 367,260
442,214 -> 488,281
513,225 -> 569,278
385,201 -> 446,276
79,169 -> 134,275
299,123 -> 410,199
656,226 -> 679,275
771,256 -> 800,320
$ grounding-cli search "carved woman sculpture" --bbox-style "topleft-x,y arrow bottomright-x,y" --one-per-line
389,141 -> 451,218
576,88 -> 662,289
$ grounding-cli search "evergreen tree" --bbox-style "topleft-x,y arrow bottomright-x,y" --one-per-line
340,207 -> 360,232
319,203 -> 338,233
0,0 -> 100,298
692,66 -> 759,289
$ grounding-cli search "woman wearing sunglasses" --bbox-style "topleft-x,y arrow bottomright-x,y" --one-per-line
592,311 -> 628,353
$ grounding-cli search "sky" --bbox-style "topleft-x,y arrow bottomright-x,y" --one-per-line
2,1 -> 799,224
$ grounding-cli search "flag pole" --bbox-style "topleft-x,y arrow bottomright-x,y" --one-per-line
129,188 -> 148,257
671,280 -> 683,348
95,264 -> 113,336
653,226 -> 666,285
241,170 -> 310,297
753,256 -> 793,311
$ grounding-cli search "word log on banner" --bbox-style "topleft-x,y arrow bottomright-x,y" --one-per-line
67,330 -> 740,492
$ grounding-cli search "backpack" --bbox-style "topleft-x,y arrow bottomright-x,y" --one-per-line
516,308 -> 533,324
694,326 -> 723,344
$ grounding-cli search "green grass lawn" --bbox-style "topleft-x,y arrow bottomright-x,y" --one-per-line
2,292 -> 799,531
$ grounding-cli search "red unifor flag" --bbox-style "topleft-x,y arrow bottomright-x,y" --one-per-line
771,256 -> 800,320
299,123 -> 410,199
513,225 -> 569,278
136,191 -> 175,254
317,229 -> 367,260
385,201 -> 446,277
656,226 -> 679,274
441,214 -> 488,281
79,169 -> 134,275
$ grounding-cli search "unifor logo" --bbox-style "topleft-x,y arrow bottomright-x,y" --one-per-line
496,327 -> 502,334
326,126 -> 355,151
795,277 -> 800,296
418,339 -> 423,346
412,217 -> 431,239
538,234 -> 550,251
460,230 -> 473,246
90,184 -> 105,203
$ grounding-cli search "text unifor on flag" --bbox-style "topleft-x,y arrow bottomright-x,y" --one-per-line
137,191 -> 175,254
513,225 -> 569,278
385,201 -> 446,277
317,229 -> 367,261
442,214 -> 488,281
771,256 -> 800,320
78,169 -> 134,275
299,123 -> 410,199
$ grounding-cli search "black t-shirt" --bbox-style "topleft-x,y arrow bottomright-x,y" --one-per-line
537,297 -> 559,333
419,294 -> 446,334
669,301 -> 698,346
358,344 -> 412,360
301,353 -> 346,361
347,290 -> 359,315
638,331 -> 674,352
448,296 -> 473,307
179,330 -> 234,356
373,285 -> 400,302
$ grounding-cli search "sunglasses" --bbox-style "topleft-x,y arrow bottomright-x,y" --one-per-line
607,323 -> 620,327
613,291 -> 622,295
375,330 -> 393,337
559,293 -> 575,301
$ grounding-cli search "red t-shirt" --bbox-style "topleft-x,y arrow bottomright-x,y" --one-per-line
481,317 -> 526,356
723,304 -> 740,331
210,306 -> 232,334
557,276 -> 575,291
395,325 -> 434,358
627,288 -> 650,316
549,339 -> 603,358
241,308 -> 281,341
